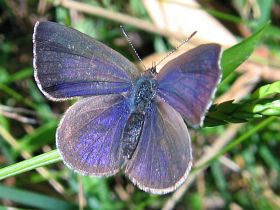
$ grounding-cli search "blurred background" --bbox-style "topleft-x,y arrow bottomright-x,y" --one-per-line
0,0 -> 280,209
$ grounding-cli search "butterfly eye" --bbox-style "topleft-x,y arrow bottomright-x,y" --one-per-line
150,66 -> 157,74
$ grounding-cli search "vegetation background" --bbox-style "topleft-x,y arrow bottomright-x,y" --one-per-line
0,0 -> 280,209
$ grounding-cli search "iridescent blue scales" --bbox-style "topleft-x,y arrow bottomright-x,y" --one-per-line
33,21 -> 222,194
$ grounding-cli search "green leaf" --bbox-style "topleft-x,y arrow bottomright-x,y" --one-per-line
242,99 -> 280,115
0,83 -> 37,109
0,184 -> 76,210
205,99 -> 280,126
0,67 -> 9,83
189,193 -> 203,210
221,22 -> 270,80
252,0 -> 273,29
0,150 -> 61,180
251,81 -> 280,99
211,161 -> 230,202
259,145 -> 280,174
3,67 -> 33,85
18,120 -> 57,154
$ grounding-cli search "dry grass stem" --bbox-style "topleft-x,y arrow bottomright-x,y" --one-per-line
59,0 -> 184,40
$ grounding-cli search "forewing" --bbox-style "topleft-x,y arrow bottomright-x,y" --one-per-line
57,94 -> 130,176
33,21 -> 140,101
125,99 -> 192,194
156,44 -> 222,127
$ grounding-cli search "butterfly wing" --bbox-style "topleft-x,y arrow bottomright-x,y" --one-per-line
33,21 -> 140,101
125,99 -> 192,194
156,44 -> 222,127
56,94 -> 130,176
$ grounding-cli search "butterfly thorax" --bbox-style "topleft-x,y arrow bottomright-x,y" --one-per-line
121,75 -> 157,159
133,75 -> 157,113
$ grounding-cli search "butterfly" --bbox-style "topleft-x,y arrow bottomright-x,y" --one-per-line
33,21 -> 222,194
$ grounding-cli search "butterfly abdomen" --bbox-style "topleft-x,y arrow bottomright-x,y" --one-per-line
121,112 -> 145,159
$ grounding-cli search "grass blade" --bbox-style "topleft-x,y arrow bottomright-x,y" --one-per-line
0,184 -> 76,210
0,150 -> 61,180
221,22 -> 270,80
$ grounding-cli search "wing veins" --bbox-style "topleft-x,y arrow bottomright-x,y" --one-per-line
80,114 -> 123,167
69,104 -> 123,142
95,115 -> 124,169
40,71 -> 129,83
158,111 -> 174,184
145,114 -> 154,188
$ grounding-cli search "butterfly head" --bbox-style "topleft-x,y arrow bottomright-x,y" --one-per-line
149,66 -> 157,75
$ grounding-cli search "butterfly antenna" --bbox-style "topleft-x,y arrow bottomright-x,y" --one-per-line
155,31 -> 197,67
120,25 -> 146,70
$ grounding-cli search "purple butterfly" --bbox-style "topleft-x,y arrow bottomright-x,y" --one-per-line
33,21 -> 222,194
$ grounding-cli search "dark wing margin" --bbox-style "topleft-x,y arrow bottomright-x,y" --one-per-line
125,99 -> 192,194
33,21 -> 140,101
156,44 -> 222,127
56,94 -> 130,176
